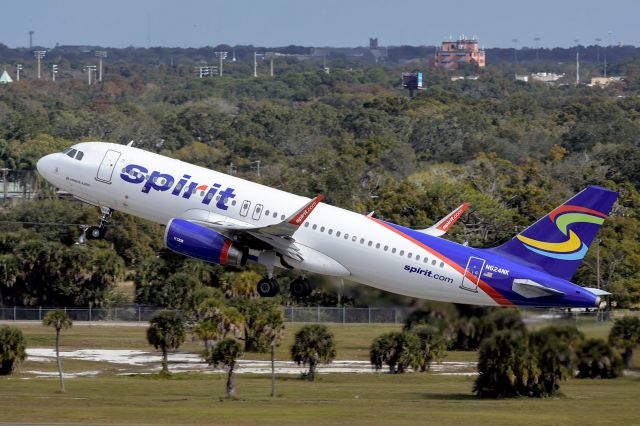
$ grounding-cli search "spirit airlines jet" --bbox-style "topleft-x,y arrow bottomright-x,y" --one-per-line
37,142 -> 616,308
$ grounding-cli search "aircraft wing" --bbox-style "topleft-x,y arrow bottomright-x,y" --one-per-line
417,202 -> 470,237
186,195 -> 325,262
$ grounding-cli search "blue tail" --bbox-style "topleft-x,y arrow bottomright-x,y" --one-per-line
488,186 -> 618,280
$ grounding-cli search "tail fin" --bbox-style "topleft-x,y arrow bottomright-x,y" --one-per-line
489,186 -> 618,280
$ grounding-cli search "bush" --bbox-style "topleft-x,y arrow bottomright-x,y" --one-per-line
370,331 -> 422,374
0,326 -> 27,375
576,338 -> 624,379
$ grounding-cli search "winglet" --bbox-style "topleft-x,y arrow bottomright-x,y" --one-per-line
418,202 -> 470,237
288,195 -> 324,226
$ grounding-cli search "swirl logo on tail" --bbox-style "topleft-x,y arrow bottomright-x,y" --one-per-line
516,205 -> 607,260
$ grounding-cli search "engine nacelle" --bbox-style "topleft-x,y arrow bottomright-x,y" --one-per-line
165,219 -> 247,267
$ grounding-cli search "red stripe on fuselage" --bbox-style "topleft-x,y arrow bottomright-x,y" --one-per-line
548,205 -> 608,221
368,217 -> 514,307
220,239 -> 232,265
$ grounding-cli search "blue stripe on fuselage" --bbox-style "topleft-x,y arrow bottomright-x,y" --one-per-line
376,220 -> 597,308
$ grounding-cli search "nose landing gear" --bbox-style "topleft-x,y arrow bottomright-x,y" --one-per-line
85,207 -> 112,240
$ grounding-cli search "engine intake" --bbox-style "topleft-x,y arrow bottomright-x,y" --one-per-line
165,219 -> 247,267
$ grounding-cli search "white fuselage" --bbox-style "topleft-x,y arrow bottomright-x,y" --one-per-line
37,142 -> 500,306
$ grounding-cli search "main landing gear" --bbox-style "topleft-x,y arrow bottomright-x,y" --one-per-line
256,275 -> 312,298
85,207 -> 112,240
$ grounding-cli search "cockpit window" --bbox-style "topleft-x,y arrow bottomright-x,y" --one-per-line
75,151 -> 84,161
65,148 -> 78,158
62,148 -> 73,155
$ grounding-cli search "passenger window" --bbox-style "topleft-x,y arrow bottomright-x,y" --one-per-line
392,248 -> 396,254
368,241 -> 372,247
206,193 -> 214,199
200,191 -> 205,196
360,238 -> 365,244
408,253 -> 412,259
304,222 -> 309,227
352,236 -> 357,242
281,215 -> 285,220
375,243 -> 380,249
384,245 -> 388,251
232,200 -> 236,206
416,255 -> 420,261
440,262 -> 445,268
273,212 -> 277,218
423,257 -> 429,263
75,151 -> 84,161
328,229 -> 333,235
265,210 -> 270,216
399,250 -> 404,256
336,231 -> 341,237
320,226 -> 325,232
312,224 -> 317,230
432,260 -> 437,266
344,234 -> 349,239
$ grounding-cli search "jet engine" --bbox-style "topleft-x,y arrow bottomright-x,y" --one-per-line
165,219 -> 247,267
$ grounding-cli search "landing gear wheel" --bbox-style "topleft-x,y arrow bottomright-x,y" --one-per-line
85,226 -> 105,240
290,278 -> 312,298
257,278 -> 280,297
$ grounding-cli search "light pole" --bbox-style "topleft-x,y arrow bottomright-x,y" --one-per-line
534,37 -> 541,61
214,51 -> 227,76
95,51 -> 107,82
604,30 -> 612,77
16,64 -> 22,81
512,38 -> 518,64
33,50 -> 46,79
595,38 -> 602,67
574,39 -> 580,85
253,51 -> 258,77
51,64 -> 58,81
85,65 -> 97,85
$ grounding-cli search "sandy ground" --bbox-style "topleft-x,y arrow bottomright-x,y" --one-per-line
24,348 -> 477,378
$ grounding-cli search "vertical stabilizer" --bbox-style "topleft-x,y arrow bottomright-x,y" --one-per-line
489,186 -> 618,280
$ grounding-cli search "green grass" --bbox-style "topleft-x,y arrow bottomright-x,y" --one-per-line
0,373 -> 639,425
2,320 -> 639,425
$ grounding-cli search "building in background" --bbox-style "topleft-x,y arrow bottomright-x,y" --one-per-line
434,37 -> 485,70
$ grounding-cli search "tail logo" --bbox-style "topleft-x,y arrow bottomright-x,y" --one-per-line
516,205 -> 607,260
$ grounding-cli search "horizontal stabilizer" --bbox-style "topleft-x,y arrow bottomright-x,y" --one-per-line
512,279 -> 564,298
583,287 -> 611,296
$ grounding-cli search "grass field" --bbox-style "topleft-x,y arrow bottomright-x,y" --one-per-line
0,321 -> 638,425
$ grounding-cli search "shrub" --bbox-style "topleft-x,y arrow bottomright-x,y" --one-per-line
0,326 -> 27,375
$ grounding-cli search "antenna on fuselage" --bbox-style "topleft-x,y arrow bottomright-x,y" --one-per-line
126,140 -> 134,147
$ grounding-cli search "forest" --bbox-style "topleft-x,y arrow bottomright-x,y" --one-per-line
0,46 -> 639,309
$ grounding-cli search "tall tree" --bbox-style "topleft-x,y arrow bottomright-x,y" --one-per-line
290,324 -> 336,381
261,308 -> 285,397
146,311 -> 185,375
43,310 -> 73,392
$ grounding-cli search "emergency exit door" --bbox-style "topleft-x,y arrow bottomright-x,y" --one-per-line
460,256 -> 485,292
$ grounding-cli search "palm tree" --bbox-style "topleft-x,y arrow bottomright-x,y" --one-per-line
609,316 -> 640,369
0,326 -> 27,375
577,338 -> 624,379
43,310 -> 72,392
146,311 -> 185,375
206,338 -> 243,397
370,331 -> 422,374
261,308 -> 285,397
290,324 -> 336,381
411,325 -> 448,372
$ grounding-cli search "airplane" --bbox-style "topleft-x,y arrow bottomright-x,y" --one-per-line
36,142 -> 616,308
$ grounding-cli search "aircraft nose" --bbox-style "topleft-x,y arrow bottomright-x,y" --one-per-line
36,154 -> 55,177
